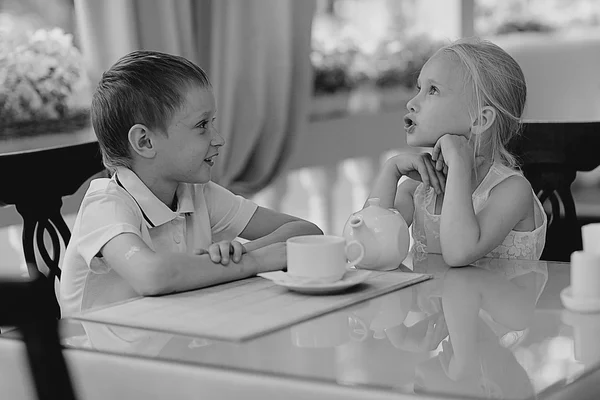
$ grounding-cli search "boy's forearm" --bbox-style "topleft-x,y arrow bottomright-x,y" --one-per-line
440,163 -> 480,265
368,162 -> 400,209
243,220 -> 322,252
146,251 -> 263,295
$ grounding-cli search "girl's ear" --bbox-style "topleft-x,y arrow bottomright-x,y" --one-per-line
128,124 -> 157,159
470,106 -> 497,135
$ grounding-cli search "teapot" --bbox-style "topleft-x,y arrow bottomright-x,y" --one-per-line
342,198 -> 410,271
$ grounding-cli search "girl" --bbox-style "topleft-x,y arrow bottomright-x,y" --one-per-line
368,37 -> 548,380
369,36 -> 547,265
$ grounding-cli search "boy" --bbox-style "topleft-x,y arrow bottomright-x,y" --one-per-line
60,51 -> 322,317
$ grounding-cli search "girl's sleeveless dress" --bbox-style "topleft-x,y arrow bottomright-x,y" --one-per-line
410,162 -> 549,345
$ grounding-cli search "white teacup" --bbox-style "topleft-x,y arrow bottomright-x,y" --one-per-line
286,235 -> 364,283
570,251 -> 600,299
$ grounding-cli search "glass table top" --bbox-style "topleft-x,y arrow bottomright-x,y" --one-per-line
5,252 -> 597,400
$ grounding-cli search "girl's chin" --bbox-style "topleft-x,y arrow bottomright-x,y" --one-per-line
406,135 -> 436,148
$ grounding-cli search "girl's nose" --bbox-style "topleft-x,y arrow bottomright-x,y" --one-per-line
406,96 -> 418,113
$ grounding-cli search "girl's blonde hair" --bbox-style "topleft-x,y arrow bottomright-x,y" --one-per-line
440,37 -> 527,168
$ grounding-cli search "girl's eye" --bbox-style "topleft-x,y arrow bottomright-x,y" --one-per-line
428,86 -> 438,95
197,120 -> 208,130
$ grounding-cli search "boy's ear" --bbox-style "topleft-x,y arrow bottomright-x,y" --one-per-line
128,124 -> 156,159
470,106 -> 496,135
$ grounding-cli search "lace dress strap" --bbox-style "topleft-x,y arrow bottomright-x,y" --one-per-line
472,163 -> 522,213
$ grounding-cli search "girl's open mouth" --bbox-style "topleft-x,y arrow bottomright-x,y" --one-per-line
404,116 -> 416,134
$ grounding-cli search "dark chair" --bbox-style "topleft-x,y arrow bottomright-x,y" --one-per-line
0,272 -> 77,400
0,138 -> 105,319
510,122 -> 600,261
500,37 -> 600,262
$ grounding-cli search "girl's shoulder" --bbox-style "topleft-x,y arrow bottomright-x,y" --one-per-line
473,162 -> 532,212
480,163 -> 530,195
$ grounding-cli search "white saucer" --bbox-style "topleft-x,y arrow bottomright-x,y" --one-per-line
258,270 -> 372,295
560,286 -> 600,314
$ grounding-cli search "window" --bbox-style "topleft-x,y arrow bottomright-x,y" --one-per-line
475,0 -> 600,36
310,0 -> 600,113
311,0 -> 445,118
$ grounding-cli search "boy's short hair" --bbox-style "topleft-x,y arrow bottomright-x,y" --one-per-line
91,50 -> 211,171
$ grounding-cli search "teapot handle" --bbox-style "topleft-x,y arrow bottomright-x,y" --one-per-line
345,240 -> 364,269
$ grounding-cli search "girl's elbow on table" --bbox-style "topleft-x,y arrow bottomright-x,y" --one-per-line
441,244 -> 481,268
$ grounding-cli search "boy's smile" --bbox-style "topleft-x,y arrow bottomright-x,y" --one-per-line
404,52 -> 473,148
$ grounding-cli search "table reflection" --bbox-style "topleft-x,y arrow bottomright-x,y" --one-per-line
56,251 -> 581,400
408,253 -> 547,399
414,318 -> 535,399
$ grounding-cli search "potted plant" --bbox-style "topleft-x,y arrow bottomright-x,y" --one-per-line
0,27 -> 91,138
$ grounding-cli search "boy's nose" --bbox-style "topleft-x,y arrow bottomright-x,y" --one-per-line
211,129 -> 225,147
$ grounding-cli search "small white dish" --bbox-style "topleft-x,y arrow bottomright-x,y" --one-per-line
258,269 -> 372,295
560,286 -> 600,314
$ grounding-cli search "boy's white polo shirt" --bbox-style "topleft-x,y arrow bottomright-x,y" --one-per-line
59,167 -> 258,317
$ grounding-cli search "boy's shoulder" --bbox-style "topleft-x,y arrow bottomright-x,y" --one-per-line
192,180 -> 238,198
81,177 -> 141,215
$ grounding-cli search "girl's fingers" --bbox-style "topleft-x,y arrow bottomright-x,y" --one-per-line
432,141 -> 441,162
436,152 -> 445,171
415,158 -> 431,189
434,166 -> 446,193
423,156 -> 442,194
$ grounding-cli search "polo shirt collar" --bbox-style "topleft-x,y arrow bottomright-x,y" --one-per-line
115,167 -> 195,228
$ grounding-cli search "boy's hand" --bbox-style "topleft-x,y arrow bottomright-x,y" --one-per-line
386,152 -> 446,194
195,240 -> 246,265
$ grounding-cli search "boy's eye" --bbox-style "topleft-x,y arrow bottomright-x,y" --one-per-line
428,85 -> 439,95
197,117 -> 218,129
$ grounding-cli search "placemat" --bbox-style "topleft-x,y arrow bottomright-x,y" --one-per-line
72,270 -> 431,342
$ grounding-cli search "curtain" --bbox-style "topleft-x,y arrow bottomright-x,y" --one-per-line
75,0 -> 315,196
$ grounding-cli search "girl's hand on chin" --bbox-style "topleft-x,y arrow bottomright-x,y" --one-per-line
386,152 -> 446,194
432,134 -> 481,172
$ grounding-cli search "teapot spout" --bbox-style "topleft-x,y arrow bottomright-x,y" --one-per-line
348,215 -> 364,230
